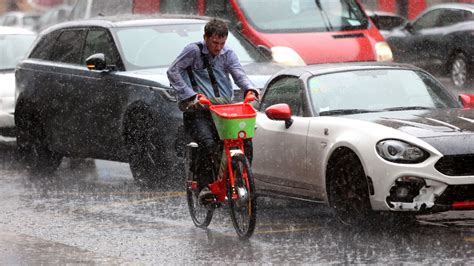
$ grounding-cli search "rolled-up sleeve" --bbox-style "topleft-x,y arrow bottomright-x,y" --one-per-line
167,44 -> 199,101
226,50 -> 255,93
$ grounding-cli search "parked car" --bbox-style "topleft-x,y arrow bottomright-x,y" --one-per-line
14,15 -> 278,187
0,11 -> 40,31
366,10 -> 407,37
252,62 -> 474,226
35,4 -> 73,32
0,26 -> 36,136
385,3 -> 474,88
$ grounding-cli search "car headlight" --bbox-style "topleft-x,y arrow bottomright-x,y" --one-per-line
375,41 -> 393,62
376,139 -> 429,163
271,46 -> 306,66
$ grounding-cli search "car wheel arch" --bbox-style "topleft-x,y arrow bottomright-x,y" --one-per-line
325,146 -> 369,201
122,102 -> 158,147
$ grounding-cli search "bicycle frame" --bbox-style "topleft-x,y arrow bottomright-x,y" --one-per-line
208,139 -> 246,203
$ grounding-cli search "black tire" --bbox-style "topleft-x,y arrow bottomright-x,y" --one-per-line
185,143 -> 213,228
227,153 -> 256,239
16,107 -> 62,173
450,53 -> 469,88
127,111 -> 170,188
327,150 -> 373,226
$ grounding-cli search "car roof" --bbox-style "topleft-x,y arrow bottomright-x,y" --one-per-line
274,62 -> 423,78
42,14 -> 211,33
0,26 -> 36,35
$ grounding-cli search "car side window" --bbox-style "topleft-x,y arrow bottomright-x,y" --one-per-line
83,29 -> 118,66
440,9 -> 472,26
261,76 -> 302,116
50,29 -> 86,64
3,15 -> 17,26
412,9 -> 443,30
29,30 -> 61,60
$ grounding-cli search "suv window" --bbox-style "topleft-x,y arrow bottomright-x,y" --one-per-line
261,76 -> 302,116
413,9 -> 443,30
50,29 -> 86,64
29,30 -> 61,60
438,9 -> 473,27
83,29 -> 119,66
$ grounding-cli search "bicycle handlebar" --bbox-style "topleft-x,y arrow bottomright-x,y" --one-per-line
198,92 -> 256,106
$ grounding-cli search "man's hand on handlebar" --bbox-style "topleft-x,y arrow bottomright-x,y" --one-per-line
244,89 -> 261,103
179,94 -> 207,111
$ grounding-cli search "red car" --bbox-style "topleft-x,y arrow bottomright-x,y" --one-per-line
229,0 -> 393,65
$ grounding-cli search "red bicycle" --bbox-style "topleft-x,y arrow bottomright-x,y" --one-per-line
185,93 -> 257,239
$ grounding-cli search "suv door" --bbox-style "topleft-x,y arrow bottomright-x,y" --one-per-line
73,28 -> 126,158
50,27 -> 125,158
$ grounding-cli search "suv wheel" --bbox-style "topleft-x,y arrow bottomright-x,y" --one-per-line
16,108 -> 62,173
127,112 -> 170,188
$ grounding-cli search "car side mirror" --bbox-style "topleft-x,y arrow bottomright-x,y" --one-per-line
265,103 -> 293,128
86,53 -> 107,71
404,22 -> 414,33
257,45 -> 273,61
459,93 -> 474,109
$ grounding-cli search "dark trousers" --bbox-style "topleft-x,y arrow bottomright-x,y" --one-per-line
183,110 -> 252,190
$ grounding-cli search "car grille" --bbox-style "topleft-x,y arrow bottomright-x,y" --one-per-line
435,184 -> 474,205
435,154 -> 474,176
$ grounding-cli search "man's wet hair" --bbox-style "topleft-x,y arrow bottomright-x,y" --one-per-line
204,18 -> 228,38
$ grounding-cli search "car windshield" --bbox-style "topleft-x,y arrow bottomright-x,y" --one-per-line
308,69 -> 459,116
113,23 -> 264,70
237,0 -> 368,33
0,34 -> 36,70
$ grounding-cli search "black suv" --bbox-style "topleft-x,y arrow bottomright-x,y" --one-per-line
15,15 -> 275,187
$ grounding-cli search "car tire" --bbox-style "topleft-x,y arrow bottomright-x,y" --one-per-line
126,111 -> 171,188
15,105 -> 63,173
327,149 -> 374,226
450,53 -> 469,88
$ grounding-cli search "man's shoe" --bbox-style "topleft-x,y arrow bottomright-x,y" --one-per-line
198,187 -> 215,205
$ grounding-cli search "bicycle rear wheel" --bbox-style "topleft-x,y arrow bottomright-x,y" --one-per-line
185,143 -> 213,228
227,153 -> 257,239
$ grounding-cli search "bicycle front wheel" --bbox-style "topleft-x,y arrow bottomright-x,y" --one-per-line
227,153 -> 257,239
185,144 -> 213,228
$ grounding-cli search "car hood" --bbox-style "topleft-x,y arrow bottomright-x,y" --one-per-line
260,30 -> 377,64
350,108 -> 474,155
116,63 -> 283,90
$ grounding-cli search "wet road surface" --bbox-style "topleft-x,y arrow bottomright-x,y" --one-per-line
0,139 -> 473,264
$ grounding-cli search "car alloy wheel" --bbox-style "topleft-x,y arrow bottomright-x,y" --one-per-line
451,53 -> 468,88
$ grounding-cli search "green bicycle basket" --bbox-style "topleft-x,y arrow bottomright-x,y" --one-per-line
210,103 -> 257,140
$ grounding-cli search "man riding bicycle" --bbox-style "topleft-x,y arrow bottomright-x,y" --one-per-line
167,18 -> 259,204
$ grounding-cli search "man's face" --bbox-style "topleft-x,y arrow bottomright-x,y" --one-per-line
204,33 -> 227,57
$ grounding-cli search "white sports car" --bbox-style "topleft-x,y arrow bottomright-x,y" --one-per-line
252,62 -> 474,225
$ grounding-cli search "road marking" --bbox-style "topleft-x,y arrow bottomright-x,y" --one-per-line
254,226 -> 321,235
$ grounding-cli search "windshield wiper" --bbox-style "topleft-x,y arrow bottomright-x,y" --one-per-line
319,109 -> 378,116
314,0 -> 333,31
382,106 -> 432,111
